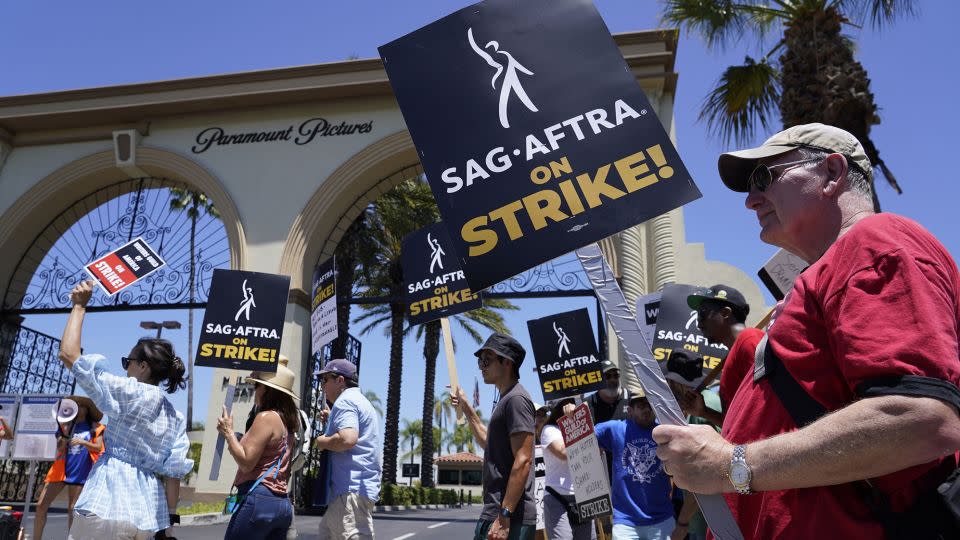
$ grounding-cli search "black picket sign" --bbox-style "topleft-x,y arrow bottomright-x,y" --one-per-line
380,0 -> 701,292
402,222 -> 483,325
527,308 -> 604,400
196,269 -> 290,372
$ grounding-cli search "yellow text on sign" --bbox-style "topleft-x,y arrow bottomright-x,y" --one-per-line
461,145 -> 675,257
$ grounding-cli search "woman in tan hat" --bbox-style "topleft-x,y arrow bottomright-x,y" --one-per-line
34,396 -> 105,540
217,355 -> 300,540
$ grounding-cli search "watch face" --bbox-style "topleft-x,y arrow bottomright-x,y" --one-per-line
731,462 -> 750,485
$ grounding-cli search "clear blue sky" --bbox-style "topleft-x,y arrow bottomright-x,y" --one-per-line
7,1 -> 959,443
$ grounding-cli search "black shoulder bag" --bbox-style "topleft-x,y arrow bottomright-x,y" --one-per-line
754,335 -> 960,540
545,486 -> 587,525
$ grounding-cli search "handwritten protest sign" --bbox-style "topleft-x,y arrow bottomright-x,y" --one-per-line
558,403 -> 612,520
311,257 -> 338,352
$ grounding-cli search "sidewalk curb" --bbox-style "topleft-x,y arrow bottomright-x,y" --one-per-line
180,512 -> 232,526
374,503 -> 465,512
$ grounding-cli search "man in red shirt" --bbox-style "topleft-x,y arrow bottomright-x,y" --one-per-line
653,123 -> 960,539
687,285 -> 765,415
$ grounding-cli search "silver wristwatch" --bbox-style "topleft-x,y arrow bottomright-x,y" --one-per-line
728,444 -> 753,495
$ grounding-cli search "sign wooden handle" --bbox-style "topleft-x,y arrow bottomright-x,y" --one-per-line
209,373 -> 238,481
440,318 -> 466,425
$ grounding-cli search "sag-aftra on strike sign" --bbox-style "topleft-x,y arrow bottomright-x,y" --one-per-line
380,0 -> 701,291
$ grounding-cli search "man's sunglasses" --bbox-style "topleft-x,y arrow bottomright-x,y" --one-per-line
749,157 -> 821,192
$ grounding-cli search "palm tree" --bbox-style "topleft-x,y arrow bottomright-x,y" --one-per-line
447,412 -> 482,454
400,418 -> 422,485
415,299 -> 516,487
433,425 -> 451,460
169,187 -> 219,430
354,178 -> 440,486
661,0 -> 914,209
330,213 -> 377,359
364,390 -> 384,420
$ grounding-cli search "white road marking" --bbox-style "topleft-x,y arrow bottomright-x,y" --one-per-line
427,521 -> 449,529
393,534 -> 416,540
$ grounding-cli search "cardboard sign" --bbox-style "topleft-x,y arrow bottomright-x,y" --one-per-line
0,395 -> 19,458
196,269 -> 290,372
12,396 -> 61,461
535,445 -> 545,530
527,308 -> 604,400
558,403 -> 612,520
634,291 -> 662,351
758,249 -> 807,301
311,257 -> 338,352
402,223 -> 482,325
379,0 -> 701,292
652,284 -> 729,387
84,237 -> 165,296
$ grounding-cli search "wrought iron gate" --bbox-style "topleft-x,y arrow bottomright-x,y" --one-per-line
0,322 -> 74,503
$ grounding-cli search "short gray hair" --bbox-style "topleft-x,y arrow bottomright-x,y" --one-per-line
796,147 -> 872,199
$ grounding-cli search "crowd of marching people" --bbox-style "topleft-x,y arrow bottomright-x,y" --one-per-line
28,121 -> 959,540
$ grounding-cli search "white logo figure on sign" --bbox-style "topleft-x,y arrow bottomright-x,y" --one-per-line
428,233 -> 445,274
686,310 -> 698,331
467,27 -> 539,129
554,322 -> 571,357
235,279 -> 256,322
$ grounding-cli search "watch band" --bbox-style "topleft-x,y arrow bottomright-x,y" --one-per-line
730,444 -> 752,495
499,506 -> 512,519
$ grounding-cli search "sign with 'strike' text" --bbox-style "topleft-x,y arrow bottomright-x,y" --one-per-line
379,0 -> 701,292
558,402 -> 612,520
652,284 -> 729,388
402,222 -> 482,325
311,257 -> 338,352
84,237 -> 165,296
196,269 -> 290,372
527,308 -> 604,400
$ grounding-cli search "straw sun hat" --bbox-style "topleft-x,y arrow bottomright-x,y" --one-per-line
246,354 -> 299,402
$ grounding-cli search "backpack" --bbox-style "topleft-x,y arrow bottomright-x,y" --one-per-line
290,409 -> 311,473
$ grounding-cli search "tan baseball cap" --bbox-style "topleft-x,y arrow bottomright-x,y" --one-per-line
718,123 -> 873,192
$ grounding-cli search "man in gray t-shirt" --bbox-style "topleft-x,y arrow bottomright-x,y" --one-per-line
452,333 -> 535,540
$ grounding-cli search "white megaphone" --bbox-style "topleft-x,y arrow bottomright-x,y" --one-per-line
55,398 -> 79,424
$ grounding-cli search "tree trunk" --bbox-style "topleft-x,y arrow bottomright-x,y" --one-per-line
381,302 -> 405,487
779,6 -> 892,211
419,319 -> 441,488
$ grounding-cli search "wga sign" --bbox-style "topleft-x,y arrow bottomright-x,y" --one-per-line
468,28 -> 538,129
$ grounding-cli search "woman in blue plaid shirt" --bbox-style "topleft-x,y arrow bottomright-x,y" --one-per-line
60,280 -> 194,540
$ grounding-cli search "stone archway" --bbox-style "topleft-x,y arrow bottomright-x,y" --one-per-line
0,146 -> 247,305
278,130 -> 419,296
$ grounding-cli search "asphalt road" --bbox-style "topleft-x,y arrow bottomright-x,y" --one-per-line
22,505 -> 481,540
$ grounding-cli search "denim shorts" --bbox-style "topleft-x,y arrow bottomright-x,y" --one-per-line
224,481 -> 293,540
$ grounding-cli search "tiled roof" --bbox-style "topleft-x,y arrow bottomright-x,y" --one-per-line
435,452 -> 482,464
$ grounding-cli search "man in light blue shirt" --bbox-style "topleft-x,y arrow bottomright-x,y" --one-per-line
314,359 -> 381,540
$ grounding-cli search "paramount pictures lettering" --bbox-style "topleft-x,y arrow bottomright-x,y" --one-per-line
191,117 -> 375,154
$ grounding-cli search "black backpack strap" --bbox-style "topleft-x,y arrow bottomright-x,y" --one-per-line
754,336 -> 908,538
753,334 -> 826,427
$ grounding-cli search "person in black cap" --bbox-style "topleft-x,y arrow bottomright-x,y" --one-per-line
585,360 -> 631,425
451,333 -> 536,540
686,284 -> 764,414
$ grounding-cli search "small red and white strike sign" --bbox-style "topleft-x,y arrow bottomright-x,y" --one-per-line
84,237 -> 166,296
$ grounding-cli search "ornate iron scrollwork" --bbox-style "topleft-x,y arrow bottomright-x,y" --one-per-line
4,177 -> 229,313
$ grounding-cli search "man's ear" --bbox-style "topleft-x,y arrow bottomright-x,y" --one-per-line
822,153 -> 848,197
720,305 -> 734,321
